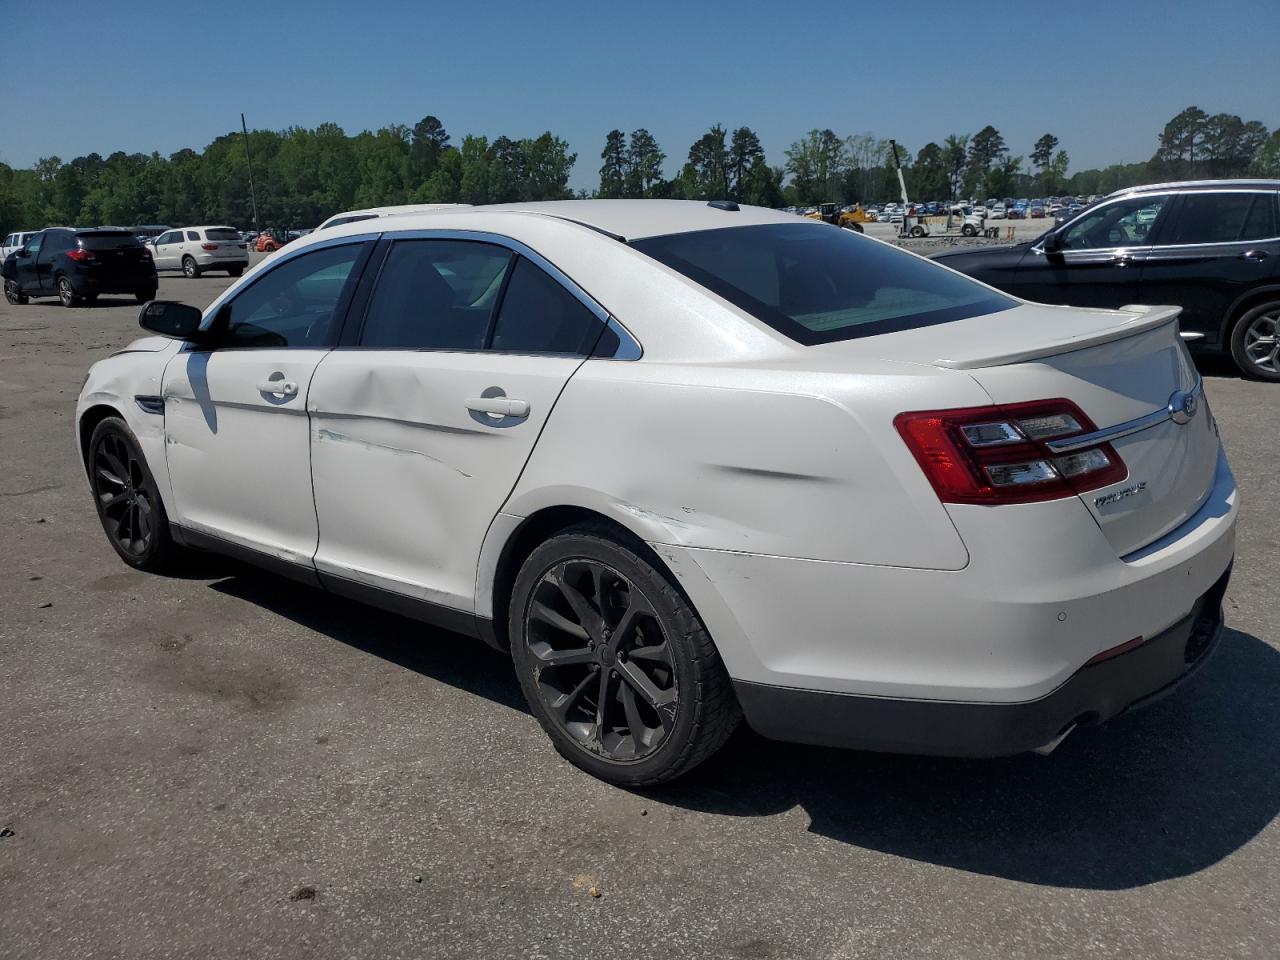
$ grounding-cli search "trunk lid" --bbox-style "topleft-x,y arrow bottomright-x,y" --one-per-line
818,302 -> 1220,556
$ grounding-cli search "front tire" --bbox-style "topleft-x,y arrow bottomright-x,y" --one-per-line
961,224 -> 977,237
509,526 -> 740,786
182,256 -> 201,279
1230,300 -> 1280,381
4,280 -> 27,305
87,417 -> 183,572
57,276 -> 82,307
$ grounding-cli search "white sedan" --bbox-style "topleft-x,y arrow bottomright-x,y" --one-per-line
76,200 -> 1236,785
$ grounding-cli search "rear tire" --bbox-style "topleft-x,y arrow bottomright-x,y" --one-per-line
57,276 -> 82,307
509,525 -> 741,786
182,256 -> 200,279
1230,300 -> 1280,382
4,280 -> 27,305
909,225 -> 926,238
87,416 -> 184,573
227,266 -> 244,277
136,286 -> 158,304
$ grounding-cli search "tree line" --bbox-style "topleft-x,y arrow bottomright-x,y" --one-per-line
2,106 -> 1278,235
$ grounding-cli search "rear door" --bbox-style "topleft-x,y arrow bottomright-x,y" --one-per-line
1136,189 -> 1280,346
308,236 -> 613,613
162,239 -> 372,567
1010,193 -> 1174,308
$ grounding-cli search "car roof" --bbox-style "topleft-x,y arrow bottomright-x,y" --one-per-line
1107,179 -> 1280,199
365,199 -> 801,241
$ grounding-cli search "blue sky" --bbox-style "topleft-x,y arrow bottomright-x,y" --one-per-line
3,0 -> 1278,189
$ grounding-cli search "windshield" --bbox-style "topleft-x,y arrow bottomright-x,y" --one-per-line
631,223 -> 1015,345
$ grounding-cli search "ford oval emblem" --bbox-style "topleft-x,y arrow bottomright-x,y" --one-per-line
1168,389 -> 1198,425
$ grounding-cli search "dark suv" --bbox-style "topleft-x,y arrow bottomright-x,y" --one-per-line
3,228 -> 158,308
933,180 -> 1280,379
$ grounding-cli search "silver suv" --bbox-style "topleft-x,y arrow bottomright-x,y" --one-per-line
150,226 -> 249,278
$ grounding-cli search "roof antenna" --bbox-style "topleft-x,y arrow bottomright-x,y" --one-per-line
707,200 -> 739,211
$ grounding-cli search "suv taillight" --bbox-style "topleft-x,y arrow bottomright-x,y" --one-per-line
895,399 -> 1126,505
66,248 -> 94,262
201,242 -> 218,251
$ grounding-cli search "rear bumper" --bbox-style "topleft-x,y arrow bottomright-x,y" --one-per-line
734,565 -> 1229,757
71,271 -> 157,294
194,254 -> 248,269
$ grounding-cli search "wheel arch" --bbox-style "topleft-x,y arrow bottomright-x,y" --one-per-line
1218,284 -> 1280,347
78,402 -> 125,478
478,502 -> 686,651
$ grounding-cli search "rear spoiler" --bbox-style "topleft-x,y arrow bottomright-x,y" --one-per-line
932,304 -> 1182,370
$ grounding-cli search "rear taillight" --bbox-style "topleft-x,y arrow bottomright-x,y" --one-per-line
895,399 -> 1127,505
140,246 -> 152,259
66,248 -> 94,262
201,242 -> 218,251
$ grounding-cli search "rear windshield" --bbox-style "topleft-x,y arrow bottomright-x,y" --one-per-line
205,228 -> 241,241
78,231 -> 142,250
631,223 -> 1015,344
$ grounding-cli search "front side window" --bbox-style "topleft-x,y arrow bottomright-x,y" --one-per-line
632,223 -> 1014,345
221,243 -> 364,348
490,257 -> 607,355
358,240 -> 512,350
1165,192 -> 1279,245
25,233 -> 43,255
1058,195 -> 1169,250
157,231 -> 176,245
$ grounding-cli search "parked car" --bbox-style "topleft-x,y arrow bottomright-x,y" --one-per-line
2,231 -> 39,259
149,226 -> 248,278
4,227 -> 156,307
75,200 -> 1235,785
255,229 -> 293,253
932,180 -> 1280,379
1007,202 -> 1026,220
990,203 -> 1007,219
1029,202 -> 1047,219
131,224 -> 170,245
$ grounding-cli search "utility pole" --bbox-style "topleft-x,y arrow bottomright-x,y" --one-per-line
240,113 -> 261,234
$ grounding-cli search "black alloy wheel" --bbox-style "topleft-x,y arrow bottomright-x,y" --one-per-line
4,280 -> 26,305
88,417 -> 181,571
527,558 -> 678,762
510,527 -> 740,786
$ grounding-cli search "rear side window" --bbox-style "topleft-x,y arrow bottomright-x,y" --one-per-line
490,257 -> 606,355
205,228 -> 240,241
632,223 -> 1015,345
186,231 -> 199,242
358,240 -> 513,350
1167,192 -> 1279,244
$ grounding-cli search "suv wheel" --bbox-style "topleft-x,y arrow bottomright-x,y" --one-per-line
3,280 -> 27,305
1230,301 -> 1280,382
57,276 -> 82,307
182,256 -> 201,279
136,286 -> 158,304
88,417 -> 184,572
509,525 -> 741,786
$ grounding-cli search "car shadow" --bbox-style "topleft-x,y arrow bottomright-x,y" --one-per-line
1192,352 -> 1241,379
206,570 -> 1279,890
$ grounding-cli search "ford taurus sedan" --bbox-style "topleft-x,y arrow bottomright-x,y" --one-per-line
75,200 -> 1237,785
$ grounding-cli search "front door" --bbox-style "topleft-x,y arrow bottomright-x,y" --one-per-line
153,231 -> 181,270
14,232 -> 44,292
1010,193 -> 1174,308
1136,190 -> 1280,346
309,238 -> 612,613
161,240 -> 370,568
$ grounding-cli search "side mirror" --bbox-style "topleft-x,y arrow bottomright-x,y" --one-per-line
139,300 -> 206,341
1042,231 -> 1063,254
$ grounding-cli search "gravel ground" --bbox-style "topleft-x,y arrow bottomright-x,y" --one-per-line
1,260 -> 1277,959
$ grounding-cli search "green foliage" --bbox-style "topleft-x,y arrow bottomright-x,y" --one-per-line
784,129 -> 848,204
0,115 -> 576,234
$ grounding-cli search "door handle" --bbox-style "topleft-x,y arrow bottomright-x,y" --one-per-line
1240,250 -> 1269,262
1110,254 -> 1131,267
257,379 -> 298,397
466,396 -> 530,418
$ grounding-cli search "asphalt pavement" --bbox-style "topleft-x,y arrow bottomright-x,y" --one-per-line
1,262 -> 1277,959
